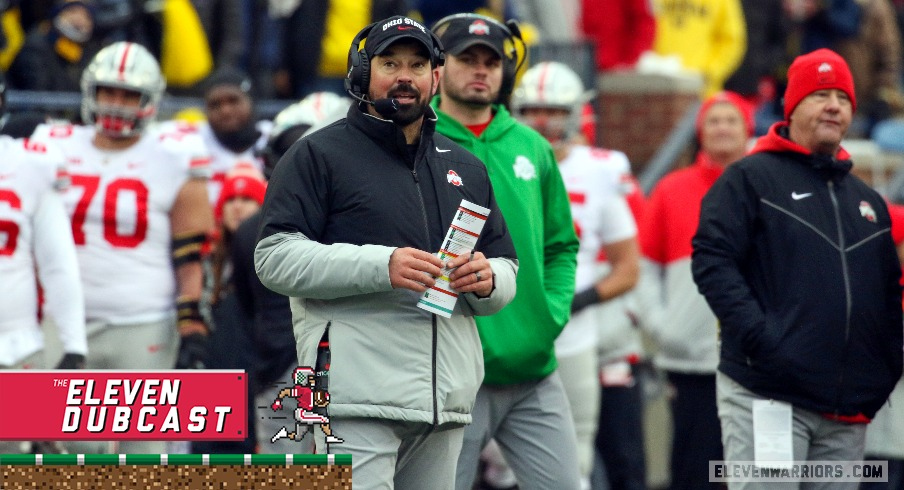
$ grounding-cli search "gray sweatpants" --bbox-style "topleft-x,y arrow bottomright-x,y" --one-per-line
456,371 -> 582,490
717,371 -> 868,490
327,417 -> 464,490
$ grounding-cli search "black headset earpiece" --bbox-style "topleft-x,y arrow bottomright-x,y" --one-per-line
345,22 -> 379,100
432,34 -> 446,67
504,20 -> 522,41
431,14 -> 525,97
345,20 -> 446,101
498,19 -> 525,97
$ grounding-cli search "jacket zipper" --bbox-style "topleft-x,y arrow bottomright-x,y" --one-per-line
316,322 -> 331,391
432,315 -> 438,427
828,180 -> 853,416
410,166 -> 439,427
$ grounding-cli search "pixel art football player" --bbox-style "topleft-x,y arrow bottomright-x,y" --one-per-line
270,366 -> 343,445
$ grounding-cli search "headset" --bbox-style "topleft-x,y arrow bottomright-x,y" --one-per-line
344,20 -> 445,106
430,13 -> 526,97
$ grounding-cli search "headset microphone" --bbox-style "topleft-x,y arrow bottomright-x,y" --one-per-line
346,87 -> 400,118
373,98 -> 400,117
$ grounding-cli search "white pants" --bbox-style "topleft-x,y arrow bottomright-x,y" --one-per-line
556,347 -> 601,480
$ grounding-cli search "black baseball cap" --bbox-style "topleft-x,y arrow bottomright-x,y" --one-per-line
434,15 -> 508,59
364,16 -> 441,65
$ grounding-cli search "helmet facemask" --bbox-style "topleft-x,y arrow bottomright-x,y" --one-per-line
81,42 -> 165,138
517,106 -> 575,147
84,84 -> 158,138
511,61 -> 594,148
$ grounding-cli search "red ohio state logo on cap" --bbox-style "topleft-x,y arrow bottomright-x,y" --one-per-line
817,62 -> 837,84
469,20 -> 490,35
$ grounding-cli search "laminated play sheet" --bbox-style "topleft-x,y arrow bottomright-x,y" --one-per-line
417,199 -> 490,318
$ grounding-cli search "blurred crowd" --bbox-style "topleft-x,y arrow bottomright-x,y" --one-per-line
1,0 -> 904,138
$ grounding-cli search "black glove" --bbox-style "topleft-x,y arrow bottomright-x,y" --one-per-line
55,353 -> 86,369
571,287 -> 601,315
176,333 -> 208,370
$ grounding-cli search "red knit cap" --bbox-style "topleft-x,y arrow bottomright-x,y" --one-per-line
695,91 -> 755,137
215,174 -> 267,221
783,48 -> 856,120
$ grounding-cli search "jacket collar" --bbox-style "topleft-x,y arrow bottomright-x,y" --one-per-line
750,122 -> 853,181
346,102 -> 437,161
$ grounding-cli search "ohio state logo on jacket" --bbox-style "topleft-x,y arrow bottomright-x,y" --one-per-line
447,170 -> 463,186
860,201 -> 877,223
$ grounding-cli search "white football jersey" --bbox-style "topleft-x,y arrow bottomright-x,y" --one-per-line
166,120 -> 271,205
555,144 -> 637,357
0,136 -> 86,365
31,123 -> 211,325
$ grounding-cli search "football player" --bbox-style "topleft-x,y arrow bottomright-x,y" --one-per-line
31,42 -> 214,453
0,71 -> 87,454
0,83 -> 87,373
168,69 -> 272,206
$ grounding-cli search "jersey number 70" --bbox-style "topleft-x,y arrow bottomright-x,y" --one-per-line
69,175 -> 149,248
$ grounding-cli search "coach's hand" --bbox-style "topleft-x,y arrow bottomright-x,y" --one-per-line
389,247 -> 443,293
447,250 -> 494,298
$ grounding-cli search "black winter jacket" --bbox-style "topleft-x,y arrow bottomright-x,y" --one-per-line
692,123 -> 903,419
260,103 -> 516,262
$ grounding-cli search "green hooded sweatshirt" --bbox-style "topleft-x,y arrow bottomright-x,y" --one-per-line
431,97 -> 579,385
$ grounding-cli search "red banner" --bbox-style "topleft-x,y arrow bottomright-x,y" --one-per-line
0,370 -> 247,441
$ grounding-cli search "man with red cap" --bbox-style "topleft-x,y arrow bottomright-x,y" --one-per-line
692,48 -> 903,488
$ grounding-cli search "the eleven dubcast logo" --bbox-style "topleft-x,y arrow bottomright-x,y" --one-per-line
709,461 -> 888,483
